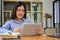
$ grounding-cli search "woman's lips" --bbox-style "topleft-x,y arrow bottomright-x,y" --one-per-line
18,15 -> 23,17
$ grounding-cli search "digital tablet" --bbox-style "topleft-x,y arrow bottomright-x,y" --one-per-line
21,24 -> 43,36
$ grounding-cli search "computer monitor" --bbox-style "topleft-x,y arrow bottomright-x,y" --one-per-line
52,1 -> 60,38
53,1 -> 60,33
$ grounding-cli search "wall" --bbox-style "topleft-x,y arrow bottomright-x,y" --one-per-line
43,0 -> 54,14
42,0 -> 54,28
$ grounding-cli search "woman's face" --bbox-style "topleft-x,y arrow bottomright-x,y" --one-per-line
16,5 -> 25,19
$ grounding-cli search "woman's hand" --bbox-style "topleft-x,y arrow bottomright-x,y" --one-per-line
35,28 -> 43,35
13,28 -> 21,33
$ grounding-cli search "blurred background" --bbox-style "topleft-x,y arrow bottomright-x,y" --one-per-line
0,0 -> 60,34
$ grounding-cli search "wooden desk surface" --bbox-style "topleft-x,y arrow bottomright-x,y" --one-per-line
0,35 -> 18,38
21,34 -> 60,40
0,34 -> 60,40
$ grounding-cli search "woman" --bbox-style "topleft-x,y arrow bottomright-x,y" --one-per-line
0,2 -> 42,35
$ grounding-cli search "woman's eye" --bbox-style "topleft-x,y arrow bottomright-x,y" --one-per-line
17,9 -> 25,12
22,10 -> 25,12
17,9 -> 20,11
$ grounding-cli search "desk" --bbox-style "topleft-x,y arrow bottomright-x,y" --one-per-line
21,34 -> 60,40
0,35 -> 18,38
0,35 -> 19,40
0,34 -> 60,40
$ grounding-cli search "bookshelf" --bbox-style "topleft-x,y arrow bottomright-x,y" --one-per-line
2,0 -> 43,25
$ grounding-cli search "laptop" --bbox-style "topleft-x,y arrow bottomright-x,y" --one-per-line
20,24 -> 43,36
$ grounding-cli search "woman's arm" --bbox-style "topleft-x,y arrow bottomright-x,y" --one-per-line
25,18 -> 34,24
0,21 -> 12,33
13,28 -> 21,33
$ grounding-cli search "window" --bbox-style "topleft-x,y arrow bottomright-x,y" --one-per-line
2,1 -> 43,26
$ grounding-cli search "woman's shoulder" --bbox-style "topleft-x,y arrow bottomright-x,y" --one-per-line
25,18 -> 31,20
24,18 -> 34,24
25,18 -> 33,21
5,19 -> 14,24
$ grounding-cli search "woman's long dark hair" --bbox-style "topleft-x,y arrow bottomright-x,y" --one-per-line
11,2 -> 26,20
